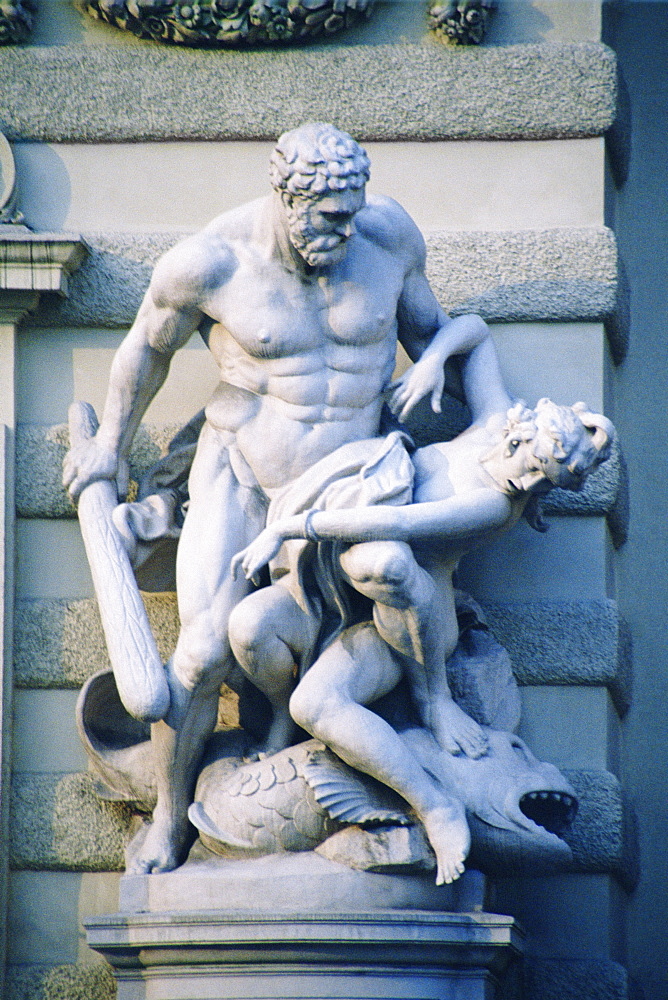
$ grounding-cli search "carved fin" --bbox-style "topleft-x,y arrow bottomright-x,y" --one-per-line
303,749 -> 410,827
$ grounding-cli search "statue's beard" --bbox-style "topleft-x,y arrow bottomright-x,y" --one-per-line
285,202 -> 348,267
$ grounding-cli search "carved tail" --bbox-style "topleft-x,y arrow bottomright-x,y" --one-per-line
69,401 -> 170,723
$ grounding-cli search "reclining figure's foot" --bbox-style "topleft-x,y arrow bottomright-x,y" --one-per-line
420,800 -> 471,885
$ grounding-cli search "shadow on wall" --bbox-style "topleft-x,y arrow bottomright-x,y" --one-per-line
12,143 -> 72,232
485,0 -> 553,43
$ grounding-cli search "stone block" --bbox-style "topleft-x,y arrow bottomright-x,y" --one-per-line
15,422 -> 181,520
9,772 -> 132,872
5,963 -> 116,1000
0,43 -> 616,143
14,593 -> 626,710
563,769 -> 638,890
23,228 -> 619,331
15,418 -> 625,529
484,600 -> 631,715
523,957 -> 628,1000
13,593 -> 180,688
10,769 -> 630,878
425,228 -> 617,319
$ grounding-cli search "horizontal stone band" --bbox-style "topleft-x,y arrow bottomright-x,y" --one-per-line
15,419 -> 624,525
9,767 -> 632,880
15,596 -> 629,708
0,42 -> 616,143
22,227 -> 623,350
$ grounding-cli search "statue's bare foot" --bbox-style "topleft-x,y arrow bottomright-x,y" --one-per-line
125,815 -> 188,874
432,699 -> 488,759
421,801 -> 471,885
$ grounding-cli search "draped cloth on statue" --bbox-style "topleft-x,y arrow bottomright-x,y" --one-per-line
265,430 -> 415,673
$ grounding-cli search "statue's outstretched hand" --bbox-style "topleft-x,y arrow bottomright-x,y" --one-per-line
388,352 -> 445,422
231,526 -> 285,586
63,439 -> 128,502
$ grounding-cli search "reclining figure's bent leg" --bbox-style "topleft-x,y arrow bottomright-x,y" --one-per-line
126,426 -> 265,874
339,541 -> 487,759
289,622 -> 471,885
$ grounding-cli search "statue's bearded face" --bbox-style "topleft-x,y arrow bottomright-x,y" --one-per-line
283,187 -> 366,268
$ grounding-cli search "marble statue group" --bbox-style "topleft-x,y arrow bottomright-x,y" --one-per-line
65,123 -> 614,885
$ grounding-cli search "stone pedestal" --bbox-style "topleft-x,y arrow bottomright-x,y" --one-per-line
85,855 -> 523,1000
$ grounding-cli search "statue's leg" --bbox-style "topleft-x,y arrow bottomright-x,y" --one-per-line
289,623 -> 470,885
126,426 -> 264,875
339,542 -> 487,760
229,583 -> 319,756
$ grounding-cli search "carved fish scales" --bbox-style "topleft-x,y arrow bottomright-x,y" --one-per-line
190,737 -> 408,856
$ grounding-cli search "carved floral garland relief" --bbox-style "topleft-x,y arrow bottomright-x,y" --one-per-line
0,0 -> 35,43
0,0 -> 494,46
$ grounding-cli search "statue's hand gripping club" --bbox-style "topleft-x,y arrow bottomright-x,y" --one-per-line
67,401 -> 170,723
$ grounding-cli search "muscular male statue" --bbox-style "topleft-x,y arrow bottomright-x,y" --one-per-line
64,122 -> 486,874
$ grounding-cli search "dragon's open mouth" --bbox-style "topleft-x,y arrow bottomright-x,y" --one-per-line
519,790 -> 578,836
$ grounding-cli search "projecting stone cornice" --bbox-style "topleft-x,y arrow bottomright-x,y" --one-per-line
22,227 -> 625,351
0,42 -> 616,143
9,766 -> 635,884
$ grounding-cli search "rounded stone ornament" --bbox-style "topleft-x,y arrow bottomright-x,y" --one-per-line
0,131 -> 22,224
427,0 -> 494,45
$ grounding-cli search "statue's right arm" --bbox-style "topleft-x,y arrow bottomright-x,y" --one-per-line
63,236 -> 220,500
232,490 -> 513,582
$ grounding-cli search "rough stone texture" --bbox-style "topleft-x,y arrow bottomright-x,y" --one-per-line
14,593 -> 179,688
16,422 -> 182,519
5,964 -> 116,1000
10,768 -> 628,876
484,599 -> 631,716
9,772 -> 133,871
15,420 -> 625,526
524,958 -> 628,1000
0,43 -> 616,143
13,592 -> 241,720
14,595 -> 626,709
563,769 -> 637,889
425,227 -> 617,319
23,228 -> 619,331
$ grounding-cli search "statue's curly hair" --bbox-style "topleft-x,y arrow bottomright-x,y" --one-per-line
269,122 -> 370,199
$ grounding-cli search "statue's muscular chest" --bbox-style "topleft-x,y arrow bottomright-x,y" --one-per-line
203,246 -> 404,370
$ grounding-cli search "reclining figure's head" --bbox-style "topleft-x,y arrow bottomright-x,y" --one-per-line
487,398 -> 615,495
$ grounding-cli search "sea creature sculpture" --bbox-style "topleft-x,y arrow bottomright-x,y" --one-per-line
188,728 -> 577,876
77,660 -> 577,877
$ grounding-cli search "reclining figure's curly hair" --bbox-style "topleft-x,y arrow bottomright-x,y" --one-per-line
499,398 -> 615,531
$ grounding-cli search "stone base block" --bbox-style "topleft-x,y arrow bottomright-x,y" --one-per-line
85,856 -> 522,999
117,852 -> 463,914
85,909 -> 523,1000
